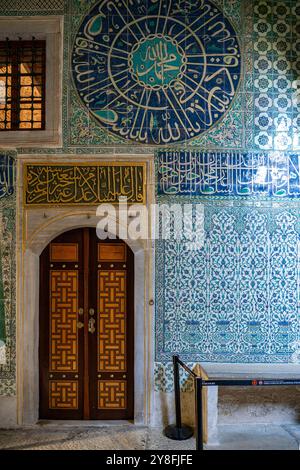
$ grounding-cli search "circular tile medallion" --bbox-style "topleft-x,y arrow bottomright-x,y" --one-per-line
72,0 -> 241,144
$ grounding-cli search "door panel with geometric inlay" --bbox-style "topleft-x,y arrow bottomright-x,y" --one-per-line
88,232 -> 134,419
39,228 -> 134,420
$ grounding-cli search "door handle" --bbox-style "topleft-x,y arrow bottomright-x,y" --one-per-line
88,317 -> 95,334
77,321 -> 84,329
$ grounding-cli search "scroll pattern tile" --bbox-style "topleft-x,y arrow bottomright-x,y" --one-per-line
155,201 -> 300,364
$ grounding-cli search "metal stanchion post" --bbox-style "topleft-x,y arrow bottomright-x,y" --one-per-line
195,377 -> 204,451
164,355 -> 194,440
174,354 -> 182,429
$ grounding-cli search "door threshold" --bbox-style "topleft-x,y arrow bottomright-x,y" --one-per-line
37,420 -> 136,427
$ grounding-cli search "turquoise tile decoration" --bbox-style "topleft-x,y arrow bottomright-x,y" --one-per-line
158,151 -> 300,198
0,0 -> 300,396
71,0 -> 242,145
0,156 -> 15,199
154,361 -> 196,392
155,200 -> 300,364
0,0 -> 298,154
253,0 -> 300,152
0,251 -> 5,346
66,0 -> 300,152
67,0 -> 245,149
0,153 -> 16,396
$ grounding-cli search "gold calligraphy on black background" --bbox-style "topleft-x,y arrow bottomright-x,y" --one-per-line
25,164 -> 146,205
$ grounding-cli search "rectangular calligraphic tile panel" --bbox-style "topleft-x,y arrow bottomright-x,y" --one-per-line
0,153 -> 16,396
25,164 -> 146,205
50,270 -> 78,373
155,200 -> 300,364
157,151 -> 300,198
98,271 -> 126,373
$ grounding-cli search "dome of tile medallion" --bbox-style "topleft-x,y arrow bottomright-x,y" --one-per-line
71,0 -> 241,145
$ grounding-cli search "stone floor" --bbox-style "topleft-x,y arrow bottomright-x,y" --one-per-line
0,424 -> 299,450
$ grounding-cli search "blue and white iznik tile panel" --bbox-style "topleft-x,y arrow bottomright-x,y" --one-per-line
253,0 -> 300,151
158,151 -> 300,198
67,0 -> 300,151
1,0 -> 299,152
156,203 -> 300,364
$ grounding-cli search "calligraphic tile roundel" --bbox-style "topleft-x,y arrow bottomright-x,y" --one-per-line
72,0 -> 241,145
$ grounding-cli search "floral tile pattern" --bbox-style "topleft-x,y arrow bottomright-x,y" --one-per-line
0,153 -> 16,396
155,199 -> 300,364
154,361 -> 196,393
0,0 -> 300,397
253,0 -> 300,151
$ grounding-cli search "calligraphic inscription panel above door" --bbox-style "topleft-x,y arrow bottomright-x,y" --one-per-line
39,229 -> 134,420
25,163 -> 146,205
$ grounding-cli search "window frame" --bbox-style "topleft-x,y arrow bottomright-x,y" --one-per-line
0,39 -> 46,131
0,16 -> 63,147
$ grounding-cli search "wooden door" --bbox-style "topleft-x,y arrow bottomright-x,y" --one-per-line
39,228 -> 134,420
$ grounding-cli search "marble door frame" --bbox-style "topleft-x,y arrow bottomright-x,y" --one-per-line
16,154 -> 155,426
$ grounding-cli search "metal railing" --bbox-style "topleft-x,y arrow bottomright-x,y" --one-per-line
164,355 -> 300,450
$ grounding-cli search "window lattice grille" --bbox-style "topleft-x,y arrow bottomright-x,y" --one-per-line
0,40 -> 46,131
1,0 -> 64,11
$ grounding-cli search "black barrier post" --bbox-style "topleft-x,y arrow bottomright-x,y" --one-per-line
174,354 -> 182,429
195,377 -> 204,451
164,355 -> 194,440
167,356 -> 300,450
